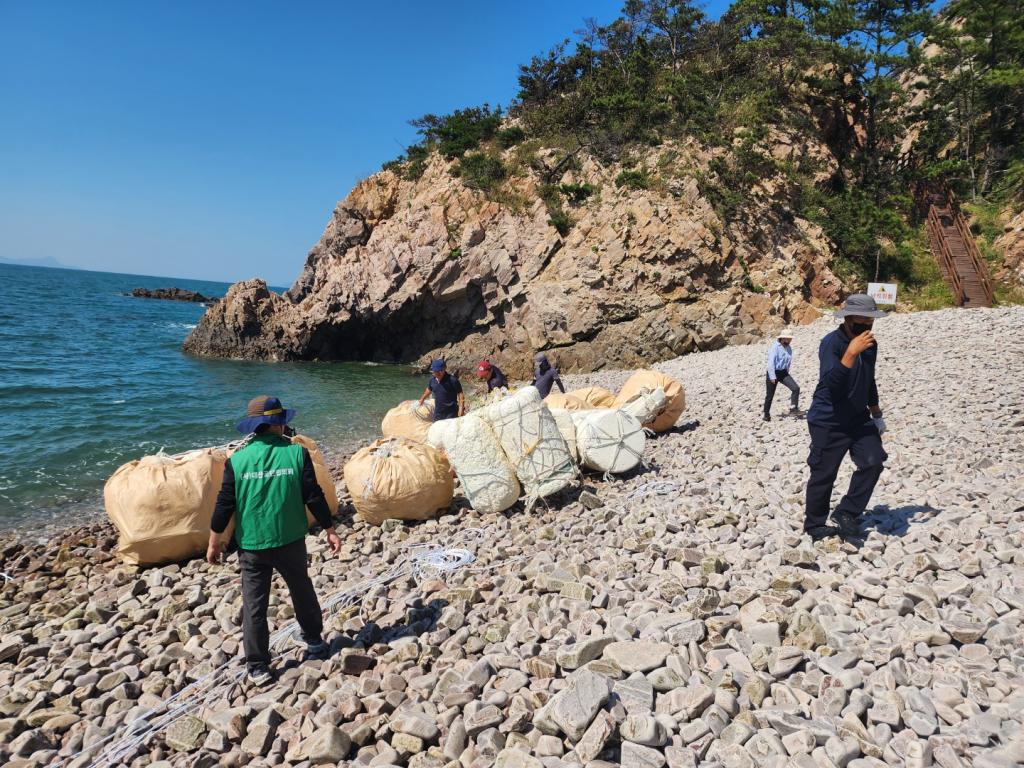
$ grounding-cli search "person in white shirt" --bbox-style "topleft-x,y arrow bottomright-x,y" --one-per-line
764,329 -> 802,422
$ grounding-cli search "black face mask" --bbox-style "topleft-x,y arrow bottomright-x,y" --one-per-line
847,321 -> 872,337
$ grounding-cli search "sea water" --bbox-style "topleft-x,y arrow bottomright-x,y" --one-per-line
0,263 -> 424,525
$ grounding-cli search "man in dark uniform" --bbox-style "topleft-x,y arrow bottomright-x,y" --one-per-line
532,353 -> 565,398
207,396 -> 343,685
476,360 -> 508,392
416,359 -> 465,420
805,294 -> 889,541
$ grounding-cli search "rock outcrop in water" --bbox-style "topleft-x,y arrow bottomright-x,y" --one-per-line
131,288 -> 217,304
184,139 -> 844,375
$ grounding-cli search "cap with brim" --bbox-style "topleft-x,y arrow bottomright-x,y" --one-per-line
834,293 -> 888,318
429,359 -> 446,372
476,361 -> 491,377
236,395 -> 296,434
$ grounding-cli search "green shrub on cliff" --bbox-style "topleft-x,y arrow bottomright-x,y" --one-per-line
453,153 -> 506,194
411,105 -> 503,160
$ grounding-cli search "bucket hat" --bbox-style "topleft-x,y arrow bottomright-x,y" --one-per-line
777,328 -> 795,340
236,395 -> 296,434
834,293 -> 888,318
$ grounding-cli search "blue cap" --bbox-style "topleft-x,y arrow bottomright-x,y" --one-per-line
429,359 -> 446,372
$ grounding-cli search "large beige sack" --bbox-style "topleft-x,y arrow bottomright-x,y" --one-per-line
477,386 -> 575,506
427,414 -> 520,513
619,387 -> 669,427
568,386 -> 617,409
570,410 -> 646,474
544,392 -> 589,411
548,408 -> 578,461
291,434 -> 339,514
615,371 -> 686,432
381,400 -> 434,443
105,448 -> 227,566
343,438 -> 453,526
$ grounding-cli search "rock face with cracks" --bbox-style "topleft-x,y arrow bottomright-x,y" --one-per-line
184,140 -> 844,376
3,306 -> 1023,768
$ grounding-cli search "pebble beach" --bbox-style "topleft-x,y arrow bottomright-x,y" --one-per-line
1,305 -> 1023,768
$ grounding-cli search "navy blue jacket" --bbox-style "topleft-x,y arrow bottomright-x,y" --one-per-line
807,328 -> 879,429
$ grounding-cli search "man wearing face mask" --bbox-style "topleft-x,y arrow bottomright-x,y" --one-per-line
804,294 -> 889,541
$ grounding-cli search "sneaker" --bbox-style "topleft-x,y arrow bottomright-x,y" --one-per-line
831,510 -> 863,539
292,634 -> 330,660
247,663 -> 274,686
805,524 -> 840,542
789,408 -> 806,419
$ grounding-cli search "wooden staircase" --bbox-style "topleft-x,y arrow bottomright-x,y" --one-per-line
915,180 -> 994,308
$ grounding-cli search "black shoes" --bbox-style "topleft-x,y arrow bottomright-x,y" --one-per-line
293,634 -> 330,661
247,663 -> 274,686
831,510 -> 864,539
789,407 -> 806,419
763,414 -> 771,422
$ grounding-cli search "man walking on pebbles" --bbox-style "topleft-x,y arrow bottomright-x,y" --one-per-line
207,396 -> 343,686
764,329 -> 802,421
805,295 -> 888,541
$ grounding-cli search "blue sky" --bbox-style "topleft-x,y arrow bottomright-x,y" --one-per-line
1,1 -> 727,285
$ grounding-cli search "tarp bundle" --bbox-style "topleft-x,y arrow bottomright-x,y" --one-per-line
105,447 -> 228,566
547,408 -> 578,461
381,400 -> 434,443
344,437 -> 454,525
291,434 -> 340,515
571,410 -> 647,474
477,386 -> 575,507
568,386 -> 617,408
615,370 -> 686,432
544,392 -> 589,411
427,414 -> 521,513
619,387 -> 669,427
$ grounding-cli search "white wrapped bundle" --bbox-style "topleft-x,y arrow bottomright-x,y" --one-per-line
547,408 -> 578,461
570,409 -> 646,474
477,386 -> 576,506
426,414 -> 520,513
619,387 -> 669,427
615,370 -> 685,432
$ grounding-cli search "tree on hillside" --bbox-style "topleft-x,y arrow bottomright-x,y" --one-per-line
916,0 -> 1024,199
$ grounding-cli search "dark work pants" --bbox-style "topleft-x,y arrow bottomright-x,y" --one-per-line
765,371 -> 800,416
239,538 -> 323,666
805,421 -> 887,529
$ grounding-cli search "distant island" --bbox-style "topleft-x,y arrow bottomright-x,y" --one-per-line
0,255 -> 71,269
130,287 -> 219,303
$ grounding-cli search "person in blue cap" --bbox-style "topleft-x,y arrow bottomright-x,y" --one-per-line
206,395 -> 342,686
416,359 -> 465,421
804,294 -> 889,542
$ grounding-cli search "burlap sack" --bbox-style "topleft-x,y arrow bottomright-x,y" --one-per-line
568,386 -> 617,408
544,392 -> 590,411
104,448 -> 227,566
615,370 -> 686,432
344,438 -> 454,525
381,400 -> 434,443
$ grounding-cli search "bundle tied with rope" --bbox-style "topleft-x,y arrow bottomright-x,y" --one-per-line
343,437 -> 454,526
427,414 -> 521,514
477,386 -> 576,510
570,409 -> 647,477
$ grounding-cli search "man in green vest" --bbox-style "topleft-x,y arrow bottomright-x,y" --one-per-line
207,395 -> 342,686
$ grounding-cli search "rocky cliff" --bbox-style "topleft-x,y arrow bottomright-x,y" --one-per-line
184,137 -> 844,377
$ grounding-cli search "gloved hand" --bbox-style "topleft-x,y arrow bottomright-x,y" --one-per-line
873,415 -> 887,435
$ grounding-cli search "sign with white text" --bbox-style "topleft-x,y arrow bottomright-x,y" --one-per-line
867,282 -> 897,305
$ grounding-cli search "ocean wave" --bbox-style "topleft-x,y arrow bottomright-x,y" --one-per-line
163,322 -> 198,330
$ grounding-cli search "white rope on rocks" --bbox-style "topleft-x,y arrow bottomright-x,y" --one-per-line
71,528 -> 488,768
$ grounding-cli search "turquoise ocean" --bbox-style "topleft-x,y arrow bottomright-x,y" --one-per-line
0,263 -> 424,526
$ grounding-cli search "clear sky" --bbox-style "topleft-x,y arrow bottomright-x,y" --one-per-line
1,1 -> 727,286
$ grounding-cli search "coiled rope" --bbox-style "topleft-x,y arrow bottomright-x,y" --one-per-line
71,528 -> 490,768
